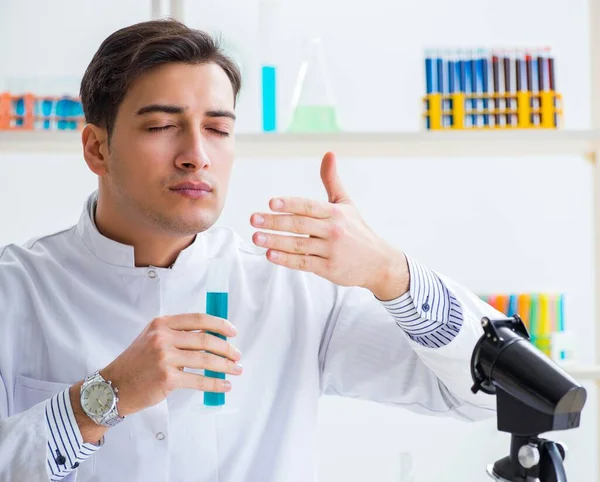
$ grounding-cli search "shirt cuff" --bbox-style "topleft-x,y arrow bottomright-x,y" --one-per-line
378,254 -> 464,348
45,389 -> 103,481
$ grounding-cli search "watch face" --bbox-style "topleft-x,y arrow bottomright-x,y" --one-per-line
82,382 -> 115,417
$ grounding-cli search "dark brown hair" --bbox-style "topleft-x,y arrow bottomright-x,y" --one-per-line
80,19 -> 242,138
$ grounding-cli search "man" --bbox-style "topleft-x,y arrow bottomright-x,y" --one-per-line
0,19 -> 499,482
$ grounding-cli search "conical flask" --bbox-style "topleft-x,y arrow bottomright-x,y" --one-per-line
287,37 -> 340,132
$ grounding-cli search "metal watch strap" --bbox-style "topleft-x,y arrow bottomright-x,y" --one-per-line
83,371 -> 104,386
81,370 -> 124,427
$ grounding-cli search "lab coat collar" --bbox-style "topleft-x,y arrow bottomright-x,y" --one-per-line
75,191 -> 205,270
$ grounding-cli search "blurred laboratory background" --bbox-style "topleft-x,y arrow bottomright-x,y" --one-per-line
1,0 -> 599,481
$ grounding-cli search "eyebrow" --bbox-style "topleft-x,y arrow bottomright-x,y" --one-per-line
205,109 -> 236,121
136,104 -> 185,116
136,104 -> 236,120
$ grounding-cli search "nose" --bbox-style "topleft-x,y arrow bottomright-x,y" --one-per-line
175,130 -> 212,171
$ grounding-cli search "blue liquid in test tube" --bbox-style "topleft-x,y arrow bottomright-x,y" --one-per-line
42,98 -> 53,130
57,96 -> 68,130
203,258 -> 231,407
262,65 -> 277,132
14,98 -> 25,127
259,0 -> 279,132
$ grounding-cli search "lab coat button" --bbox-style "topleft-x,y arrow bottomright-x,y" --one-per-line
147,269 -> 157,279
156,432 -> 165,440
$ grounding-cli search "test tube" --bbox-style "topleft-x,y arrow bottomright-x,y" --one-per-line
260,0 -> 279,132
204,258 -> 231,407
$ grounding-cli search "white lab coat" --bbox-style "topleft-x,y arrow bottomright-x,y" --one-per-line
0,193 -> 498,482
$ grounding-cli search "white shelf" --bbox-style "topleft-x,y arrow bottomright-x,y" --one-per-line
1,130 -> 599,159
565,364 -> 600,381
240,130 -> 600,159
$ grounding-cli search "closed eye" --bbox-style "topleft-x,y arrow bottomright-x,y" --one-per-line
207,128 -> 230,137
148,125 -> 175,132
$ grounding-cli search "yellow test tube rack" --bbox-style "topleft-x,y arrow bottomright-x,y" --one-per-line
422,91 -> 563,130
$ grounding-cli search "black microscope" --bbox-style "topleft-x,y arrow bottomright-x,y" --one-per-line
470,315 -> 587,482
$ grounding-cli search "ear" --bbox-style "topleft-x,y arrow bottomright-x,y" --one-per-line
82,124 -> 110,176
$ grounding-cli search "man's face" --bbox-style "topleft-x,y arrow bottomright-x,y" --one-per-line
102,62 -> 236,236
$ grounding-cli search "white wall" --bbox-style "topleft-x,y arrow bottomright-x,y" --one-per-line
0,1 -> 597,481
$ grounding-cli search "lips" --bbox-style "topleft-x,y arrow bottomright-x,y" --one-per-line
169,181 -> 214,200
169,181 -> 213,192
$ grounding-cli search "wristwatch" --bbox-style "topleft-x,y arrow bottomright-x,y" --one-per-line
80,371 -> 124,427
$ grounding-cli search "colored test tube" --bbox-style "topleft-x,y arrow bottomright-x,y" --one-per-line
516,49 -> 529,127
548,50 -> 557,126
557,294 -> 566,359
262,67 -> 277,132
14,97 -> 25,127
537,49 -> 547,126
469,50 -> 479,127
518,293 -> 531,332
525,52 -> 534,125
492,53 -> 500,126
503,53 -> 514,126
56,96 -> 68,130
476,48 -> 488,127
557,294 -> 565,331
425,49 -> 434,130
464,51 -> 474,128
537,50 -> 547,92
538,294 -> 552,356
507,294 -> 518,317
457,50 -> 467,127
529,294 -> 540,347
495,294 -> 509,315
260,0 -> 279,132
526,51 -> 541,126
548,293 -> 557,333
436,51 -> 444,95
447,53 -> 455,127
42,97 -> 53,130
435,51 -> 447,128
516,51 -> 523,94
531,50 -> 540,125
204,258 -> 231,407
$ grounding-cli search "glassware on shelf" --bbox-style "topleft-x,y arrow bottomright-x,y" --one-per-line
287,37 -> 340,133
0,76 -> 83,131
259,0 -> 280,132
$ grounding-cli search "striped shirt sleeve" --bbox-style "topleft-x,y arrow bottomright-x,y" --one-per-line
379,255 -> 463,348
45,389 -> 103,481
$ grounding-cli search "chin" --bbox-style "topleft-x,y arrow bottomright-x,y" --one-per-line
173,215 -> 217,235
147,209 -> 218,236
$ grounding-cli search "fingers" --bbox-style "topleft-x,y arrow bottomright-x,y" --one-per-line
265,250 -> 327,275
320,151 -> 350,204
160,313 -> 237,337
173,349 -> 244,376
252,232 -> 329,257
177,371 -> 233,393
174,330 -> 242,362
267,197 -> 333,219
250,213 -> 330,238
